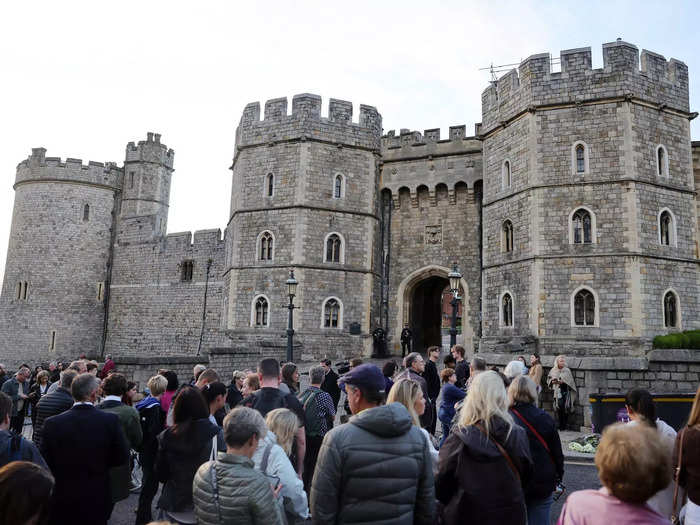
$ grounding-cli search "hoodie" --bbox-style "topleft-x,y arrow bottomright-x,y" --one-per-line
310,402 -> 435,524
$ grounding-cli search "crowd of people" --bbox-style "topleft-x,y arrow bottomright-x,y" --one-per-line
0,347 -> 698,525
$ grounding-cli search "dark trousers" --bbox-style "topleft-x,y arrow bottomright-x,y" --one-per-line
557,396 -> 568,430
401,342 -> 409,357
428,398 -> 438,435
303,434 -> 324,494
10,411 -> 24,434
135,460 -> 158,525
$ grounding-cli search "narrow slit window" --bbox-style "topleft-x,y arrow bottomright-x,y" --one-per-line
49,330 -> 56,352
660,211 -> 672,246
83,204 -> 90,222
129,172 -> 135,189
502,220 -> 514,253
97,282 -> 104,302
502,294 -> 513,327
267,173 -> 274,197
22,282 -> 28,300
502,161 -> 511,189
576,144 -> 585,174
657,147 -> 666,176
334,175 -> 343,199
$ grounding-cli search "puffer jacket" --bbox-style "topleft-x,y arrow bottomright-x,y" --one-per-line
310,402 -> 435,524
32,386 -> 74,450
193,452 -> 284,525
436,417 -> 533,525
155,418 -> 224,512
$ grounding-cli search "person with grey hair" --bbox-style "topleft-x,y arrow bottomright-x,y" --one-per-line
193,407 -> 284,525
395,352 -> 432,430
32,369 -> 77,449
40,372 -> 129,524
1,366 -> 30,434
191,364 -> 207,386
298,365 -> 336,492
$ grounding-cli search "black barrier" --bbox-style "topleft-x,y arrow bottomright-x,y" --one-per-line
589,392 -> 695,433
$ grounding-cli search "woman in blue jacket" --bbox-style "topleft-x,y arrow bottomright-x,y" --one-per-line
438,368 -> 466,447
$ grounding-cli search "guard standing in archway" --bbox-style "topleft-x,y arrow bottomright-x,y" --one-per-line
372,324 -> 387,358
400,324 -> 412,357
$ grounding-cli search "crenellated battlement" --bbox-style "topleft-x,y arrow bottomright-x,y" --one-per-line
481,40 -> 690,133
15,147 -> 123,189
380,125 -> 482,161
235,93 -> 382,151
125,132 -> 175,169
164,229 -> 224,252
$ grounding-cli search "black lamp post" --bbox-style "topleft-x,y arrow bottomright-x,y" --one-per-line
285,269 -> 298,363
448,263 -> 462,349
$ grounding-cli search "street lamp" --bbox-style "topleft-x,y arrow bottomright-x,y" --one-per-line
448,263 -> 462,348
285,269 -> 298,363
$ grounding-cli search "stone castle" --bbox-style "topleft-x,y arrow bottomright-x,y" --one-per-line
1,40 -> 699,426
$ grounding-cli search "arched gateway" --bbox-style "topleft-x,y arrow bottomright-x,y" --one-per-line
395,265 -> 472,354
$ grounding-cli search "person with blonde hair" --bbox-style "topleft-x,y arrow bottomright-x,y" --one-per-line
508,375 -> 564,525
242,373 -> 260,397
436,370 -> 532,525
672,384 -> 700,524
252,408 -> 309,523
547,355 -> 577,430
558,423 -> 671,524
387,380 -> 438,471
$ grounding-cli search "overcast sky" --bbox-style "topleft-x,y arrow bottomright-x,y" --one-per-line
0,1 -> 698,286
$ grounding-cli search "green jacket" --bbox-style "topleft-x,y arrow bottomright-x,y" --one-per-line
193,452 -> 284,525
97,399 -> 143,503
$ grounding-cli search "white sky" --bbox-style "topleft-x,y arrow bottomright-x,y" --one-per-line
1,1 -> 699,286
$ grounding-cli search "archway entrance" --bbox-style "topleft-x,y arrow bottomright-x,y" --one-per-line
410,276 -> 449,353
395,265 -> 471,355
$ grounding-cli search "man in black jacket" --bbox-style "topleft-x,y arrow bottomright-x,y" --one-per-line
395,352 -> 432,430
451,345 -> 470,389
32,369 -> 77,450
41,373 -> 129,525
319,359 -> 341,410
424,346 -> 441,435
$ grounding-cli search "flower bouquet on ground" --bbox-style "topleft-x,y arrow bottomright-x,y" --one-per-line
568,434 -> 600,454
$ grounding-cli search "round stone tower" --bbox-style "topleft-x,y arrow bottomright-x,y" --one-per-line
0,147 -> 123,365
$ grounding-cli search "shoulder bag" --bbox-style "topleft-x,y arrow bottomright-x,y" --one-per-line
475,422 -> 520,483
671,428 -> 686,525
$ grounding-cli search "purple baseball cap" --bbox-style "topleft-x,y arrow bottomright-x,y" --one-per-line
338,363 -> 386,394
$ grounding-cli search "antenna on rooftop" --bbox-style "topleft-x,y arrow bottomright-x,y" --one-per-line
479,56 -> 563,82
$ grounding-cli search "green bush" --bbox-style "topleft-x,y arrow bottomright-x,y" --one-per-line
653,330 -> 700,349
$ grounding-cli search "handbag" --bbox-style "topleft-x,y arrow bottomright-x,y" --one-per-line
671,428 -> 686,525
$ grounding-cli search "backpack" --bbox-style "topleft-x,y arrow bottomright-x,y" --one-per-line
243,389 -> 289,418
298,389 -> 324,438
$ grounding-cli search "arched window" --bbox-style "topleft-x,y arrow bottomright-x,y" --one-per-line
334,174 -> 344,199
656,145 -> 669,177
663,290 -> 678,328
572,208 -> 592,244
266,173 -> 274,197
574,288 -> 596,326
502,220 -> 514,253
252,295 -> 269,327
576,145 -> 585,173
658,209 -> 676,246
571,141 -> 589,175
502,160 -> 512,189
83,204 -> 90,222
322,297 -> 342,328
325,233 -> 342,263
501,293 -> 513,327
259,231 -> 274,261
